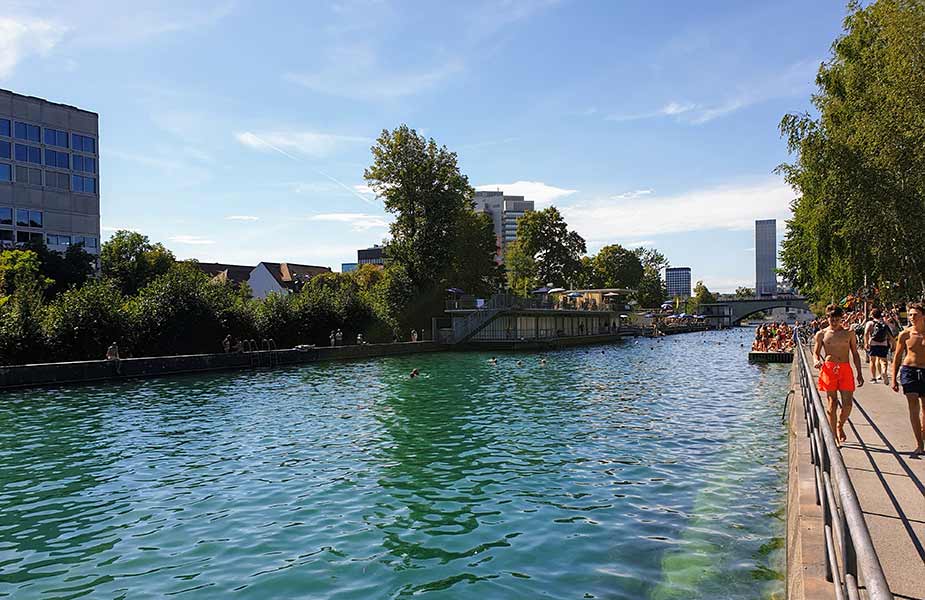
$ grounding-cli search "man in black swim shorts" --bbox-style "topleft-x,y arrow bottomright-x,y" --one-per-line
891,303 -> 925,458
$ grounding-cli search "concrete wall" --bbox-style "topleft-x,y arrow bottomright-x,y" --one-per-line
0,342 -> 444,391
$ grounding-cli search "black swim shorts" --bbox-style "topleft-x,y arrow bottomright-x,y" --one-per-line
869,345 -> 888,358
899,365 -> 925,396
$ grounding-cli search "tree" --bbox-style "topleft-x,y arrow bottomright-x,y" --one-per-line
0,249 -> 50,298
21,240 -> 95,298
778,0 -> 925,301
592,244 -> 644,289
43,279 -> 127,361
735,286 -> 755,298
633,247 -> 670,272
445,210 -> 504,297
514,207 -> 586,287
635,268 -> 667,308
364,125 -> 473,290
0,274 -> 47,364
504,239 -> 538,296
101,230 -> 175,296
687,280 -> 716,314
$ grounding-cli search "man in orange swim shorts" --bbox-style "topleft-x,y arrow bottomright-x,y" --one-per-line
813,304 -> 864,444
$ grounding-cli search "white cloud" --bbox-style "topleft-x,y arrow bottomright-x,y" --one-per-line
562,178 -> 793,242
235,130 -> 370,158
225,215 -> 259,221
0,17 -> 66,79
475,181 -> 577,206
169,235 -> 216,245
353,184 -> 375,195
624,240 -> 654,248
611,189 -> 654,200
308,213 -> 390,231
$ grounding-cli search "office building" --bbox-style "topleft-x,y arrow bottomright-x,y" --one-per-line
0,89 -> 100,257
473,190 -> 534,263
665,267 -> 692,299
755,219 -> 777,296
341,262 -> 358,273
358,245 -> 384,265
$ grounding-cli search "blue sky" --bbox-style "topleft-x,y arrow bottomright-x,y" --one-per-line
1,0 -> 850,292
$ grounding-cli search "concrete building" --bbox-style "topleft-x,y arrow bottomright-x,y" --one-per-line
665,267 -> 692,299
755,219 -> 777,296
358,245 -> 384,266
473,190 -> 534,263
0,89 -> 100,258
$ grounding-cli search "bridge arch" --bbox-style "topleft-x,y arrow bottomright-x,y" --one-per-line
699,297 -> 812,326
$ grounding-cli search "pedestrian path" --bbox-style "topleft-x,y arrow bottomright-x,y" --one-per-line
813,362 -> 925,599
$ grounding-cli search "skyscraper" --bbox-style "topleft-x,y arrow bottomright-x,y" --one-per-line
473,190 -> 534,263
755,219 -> 777,296
665,267 -> 691,299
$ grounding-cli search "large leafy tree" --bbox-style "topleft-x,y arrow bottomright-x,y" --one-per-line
364,125 -> 473,290
21,241 -> 95,298
0,249 -> 50,298
445,211 -> 504,296
686,280 -> 716,314
592,244 -> 644,289
101,230 -> 175,296
504,239 -> 538,296
778,0 -> 925,301
631,247 -> 669,308
513,207 -> 586,287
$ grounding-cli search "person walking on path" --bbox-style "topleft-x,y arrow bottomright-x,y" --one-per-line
813,304 -> 865,445
890,302 -> 925,458
865,308 -> 894,383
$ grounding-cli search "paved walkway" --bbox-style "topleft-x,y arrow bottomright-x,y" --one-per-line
812,360 -> 925,599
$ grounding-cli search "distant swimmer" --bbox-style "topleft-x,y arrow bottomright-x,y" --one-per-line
488,357 -> 497,365
539,358 -> 547,365
516,360 -> 524,367
409,368 -> 419,379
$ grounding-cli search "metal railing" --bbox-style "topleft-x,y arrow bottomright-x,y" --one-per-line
795,334 -> 892,600
446,293 -> 615,312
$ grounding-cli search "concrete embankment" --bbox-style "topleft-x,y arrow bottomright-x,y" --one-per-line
0,342 -> 445,391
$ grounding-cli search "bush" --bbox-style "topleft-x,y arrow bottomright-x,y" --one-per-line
43,279 -> 128,361
0,276 -> 48,364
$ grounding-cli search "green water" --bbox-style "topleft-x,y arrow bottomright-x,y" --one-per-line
0,328 -> 788,599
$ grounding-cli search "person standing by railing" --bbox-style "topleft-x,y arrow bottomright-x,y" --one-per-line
890,302 -> 925,458
813,304 -> 865,445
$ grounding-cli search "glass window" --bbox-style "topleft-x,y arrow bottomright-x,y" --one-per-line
45,149 -> 69,169
14,123 -> 40,142
48,234 -> 71,246
0,141 -> 9,160
0,230 -> 11,242
44,128 -> 68,148
14,144 -> 27,161
16,144 -> 41,164
0,164 -> 9,182
16,231 -> 42,244
0,119 -> 9,137
28,146 -> 40,164
0,208 -> 10,225
73,134 -> 96,154
46,171 -> 68,190
29,168 -> 42,186
29,211 -> 42,228
72,175 -> 96,194
16,209 -> 29,226
74,155 -> 97,174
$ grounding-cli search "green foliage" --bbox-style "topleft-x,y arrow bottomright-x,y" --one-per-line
592,244 -> 644,289
779,0 -> 925,302
365,125 -> 473,289
735,286 -> 755,298
101,230 -> 175,296
635,268 -> 667,308
43,279 -> 127,361
504,239 -> 539,296
686,280 -> 716,315
0,250 -> 50,298
0,275 -> 47,364
514,207 -> 586,287
21,241 -> 95,298
445,210 -> 504,296
633,247 -> 670,272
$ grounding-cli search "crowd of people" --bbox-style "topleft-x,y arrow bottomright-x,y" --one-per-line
751,322 -> 795,352
805,302 -> 925,458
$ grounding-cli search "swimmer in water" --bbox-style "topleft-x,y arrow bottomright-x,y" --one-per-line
410,368 -> 419,379
488,357 -> 497,365
516,360 -> 523,367
540,358 -> 547,365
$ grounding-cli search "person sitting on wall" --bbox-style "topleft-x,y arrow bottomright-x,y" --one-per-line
223,335 -> 232,353
106,342 -> 120,361
233,339 -> 244,353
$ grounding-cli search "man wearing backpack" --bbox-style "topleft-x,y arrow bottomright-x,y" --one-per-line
865,308 -> 894,383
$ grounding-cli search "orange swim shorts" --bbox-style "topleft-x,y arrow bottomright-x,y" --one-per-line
818,361 -> 855,393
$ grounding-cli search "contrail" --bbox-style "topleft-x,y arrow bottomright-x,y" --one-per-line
244,132 -> 376,206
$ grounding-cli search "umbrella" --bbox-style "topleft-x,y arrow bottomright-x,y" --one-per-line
531,286 -> 551,294
619,314 -> 629,318
548,287 -> 566,293
568,292 -> 584,298
643,313 -> 655,318
446,287 -> 465,294
661,302 -> 673,308
603,292 -> 621,297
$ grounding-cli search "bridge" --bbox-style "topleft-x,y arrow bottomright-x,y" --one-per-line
699,295 -> 811,326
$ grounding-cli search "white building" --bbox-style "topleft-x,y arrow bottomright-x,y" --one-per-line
193,261 -> 331,299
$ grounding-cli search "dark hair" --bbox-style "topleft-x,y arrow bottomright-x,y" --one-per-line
826,304 -> 844,318
871,308 -> 882,318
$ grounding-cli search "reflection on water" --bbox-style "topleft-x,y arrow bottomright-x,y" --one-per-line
0,328 -> 787,599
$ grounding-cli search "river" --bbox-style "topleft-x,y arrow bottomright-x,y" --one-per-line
0,327 -> 789,599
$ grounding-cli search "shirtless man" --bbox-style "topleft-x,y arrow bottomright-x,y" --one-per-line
890,302 -> 925,458
813,304 -> 864,444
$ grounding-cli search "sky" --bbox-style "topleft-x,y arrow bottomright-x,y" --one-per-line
0,0 -> 851,292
